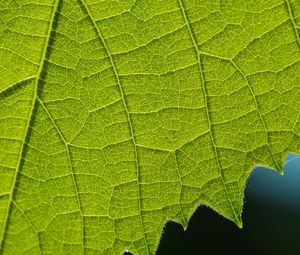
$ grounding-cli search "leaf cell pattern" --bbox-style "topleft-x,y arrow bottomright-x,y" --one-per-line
0,0 -> 299,254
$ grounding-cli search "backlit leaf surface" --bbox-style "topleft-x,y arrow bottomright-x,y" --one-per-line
0,0 -> 299,254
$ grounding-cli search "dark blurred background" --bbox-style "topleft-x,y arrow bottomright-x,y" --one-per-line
126,154 -> 300,255
155,154 -> 300,255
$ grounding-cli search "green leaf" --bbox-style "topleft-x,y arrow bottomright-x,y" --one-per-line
0,0 -> 299,254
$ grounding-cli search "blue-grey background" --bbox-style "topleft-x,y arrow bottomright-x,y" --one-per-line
154,154 -> 300,255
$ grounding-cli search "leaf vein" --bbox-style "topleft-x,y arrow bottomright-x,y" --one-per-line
77,0 -> 150,253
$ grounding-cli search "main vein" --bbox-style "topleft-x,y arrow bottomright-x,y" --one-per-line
0,0 -> 60,251
178,0 -> 241,225
77,0 -> 150,254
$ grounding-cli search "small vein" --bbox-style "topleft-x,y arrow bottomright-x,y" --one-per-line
37,97 -> 85,253
11,201 -> 42,255
110,23 -> 186,56
229,59 -> 282,171
285,0 -> 300,48
77,0 -> 150,253
0,76 -> 36,98
0,46 -> 40,66
174,151 -> 187,226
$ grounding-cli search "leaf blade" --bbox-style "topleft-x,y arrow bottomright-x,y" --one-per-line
0,0 -> 299,254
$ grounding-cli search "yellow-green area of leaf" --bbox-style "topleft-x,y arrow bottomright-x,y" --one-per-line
0,0 -> 299,254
